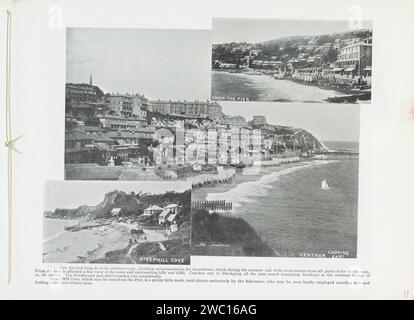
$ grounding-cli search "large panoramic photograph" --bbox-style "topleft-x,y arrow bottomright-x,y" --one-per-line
211,18 -> 373,103
63,27 -> 359,260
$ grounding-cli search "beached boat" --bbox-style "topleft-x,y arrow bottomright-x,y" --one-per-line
325,91 -> 371,103
273,72 -> 285,80
64,223 -> 82,232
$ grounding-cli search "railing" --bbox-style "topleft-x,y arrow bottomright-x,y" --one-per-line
192,200 -> 233,212
257,230 -> 291,257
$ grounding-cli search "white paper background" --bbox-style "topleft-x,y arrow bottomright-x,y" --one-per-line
0,0 -> 414,299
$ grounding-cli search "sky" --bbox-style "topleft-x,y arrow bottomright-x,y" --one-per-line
222,102 -> 360,142
66,28 -> 212,100
213,18 -> 373,44
44,181 -> 191,211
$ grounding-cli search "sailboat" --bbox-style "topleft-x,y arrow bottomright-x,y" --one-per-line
321,179 -> 330,190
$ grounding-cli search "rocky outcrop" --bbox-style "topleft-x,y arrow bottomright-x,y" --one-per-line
49,190 -> 142,220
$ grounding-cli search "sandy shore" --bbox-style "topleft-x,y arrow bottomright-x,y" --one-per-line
43,220 -> 167,263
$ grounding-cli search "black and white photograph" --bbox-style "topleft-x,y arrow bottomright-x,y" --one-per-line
2,0 -> 414,302
211,18 -> 373,103
191,102 -> 360,258
64,27 -> 360,259
43,181 -> 192,264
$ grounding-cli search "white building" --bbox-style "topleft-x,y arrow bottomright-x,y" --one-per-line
143,205 -> 163,216
158,204 -> 181,225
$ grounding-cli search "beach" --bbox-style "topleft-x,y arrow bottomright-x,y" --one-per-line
212,71 -> 345,102
193,156 -> 359,258
43,219 -> 167,263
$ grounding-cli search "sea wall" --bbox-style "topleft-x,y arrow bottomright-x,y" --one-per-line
187,168 -> 236,188
253,156 -> 301,168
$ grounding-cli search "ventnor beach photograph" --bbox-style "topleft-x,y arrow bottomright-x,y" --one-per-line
211,18 -> 373,103
190,102 -> 360,258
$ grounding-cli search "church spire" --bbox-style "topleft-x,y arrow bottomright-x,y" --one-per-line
89,73 -> 93,85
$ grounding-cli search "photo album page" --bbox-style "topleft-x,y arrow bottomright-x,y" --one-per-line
0,0 -> 413,300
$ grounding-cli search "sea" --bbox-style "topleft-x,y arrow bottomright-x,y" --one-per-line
193,141 -> 359,258
211,71 -> 344,102
43,218 -> 77,244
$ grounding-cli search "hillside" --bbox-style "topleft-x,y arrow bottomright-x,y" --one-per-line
92,221 -> 191,264
47,189 -> 191,220
212,29 -> 372,66
191,209 -> 277,257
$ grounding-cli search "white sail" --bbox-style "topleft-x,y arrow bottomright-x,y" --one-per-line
321,179 -> 330,190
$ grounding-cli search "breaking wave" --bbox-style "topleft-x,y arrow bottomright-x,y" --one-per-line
206,160 -> 332,209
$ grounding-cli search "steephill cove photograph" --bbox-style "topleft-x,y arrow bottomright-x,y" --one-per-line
211,18 -> 373,103
43,181 -> 192,264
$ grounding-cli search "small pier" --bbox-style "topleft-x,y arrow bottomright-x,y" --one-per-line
314,151 -> 359,160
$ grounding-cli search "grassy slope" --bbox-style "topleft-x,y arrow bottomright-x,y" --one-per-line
191,209 -> 276,257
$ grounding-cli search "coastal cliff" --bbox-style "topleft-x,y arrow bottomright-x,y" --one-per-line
48,190 -> 141,220
46,190 -> 191,221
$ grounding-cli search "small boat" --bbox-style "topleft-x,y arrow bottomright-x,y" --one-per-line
325,92 -> 371,103
321,179 -> 330,190
64,223 -> 82,232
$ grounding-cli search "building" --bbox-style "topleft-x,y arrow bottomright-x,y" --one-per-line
252,115 -> 267,127
222,115 -> 246,127
149,100 -> 223,120
64,131 -> 116,165
131,94 -> 148,118
249,49 -> 262,57
70,102 -> 105,119
97,115 -> 146,130
111,208 -> 122,216
148,100 -> 171,114
158,204 -> 181,225
143,205 -> 163,216
336,42 -> 372,77
66,83 -> 102,105
106,94 -> 133,117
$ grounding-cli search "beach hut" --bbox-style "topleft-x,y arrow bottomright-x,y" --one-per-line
165,220 -> 178,236
111,208 -> 121,216
143,205 -> 163,216
158,204 -> 181,225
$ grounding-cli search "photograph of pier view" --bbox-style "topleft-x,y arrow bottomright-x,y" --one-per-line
64,27 -> 359,259
211,18 -> 372,103
43,181 -> 192,264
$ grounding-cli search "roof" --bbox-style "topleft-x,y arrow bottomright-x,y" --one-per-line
145,205 -> 163,211
94,143 -> 112,151
65,132 -> 94,141
159,209 -> 171,219
71,103 -> 97,109
107,131 -> 149,139
82,126 -> 101,132
166,212 -> 178,222
165,204 -> 178,209
111,208 -> 121,214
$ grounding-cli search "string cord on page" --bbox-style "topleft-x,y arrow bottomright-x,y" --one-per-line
5,10 -> 22,285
